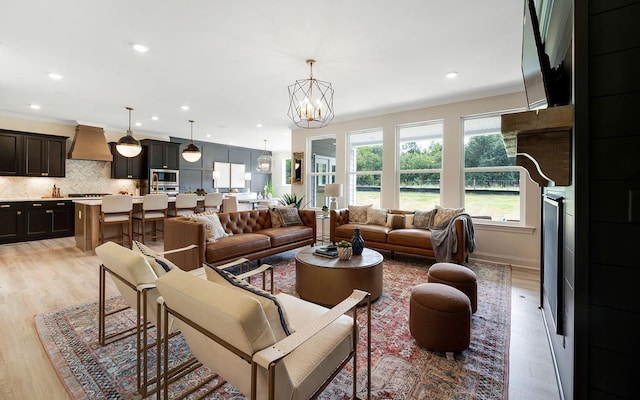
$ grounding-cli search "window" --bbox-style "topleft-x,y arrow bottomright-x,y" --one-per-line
308,137 -> 336,208
397,121 -> 443,210
348,129 -> 383,207
463,114 -> 523,222
282,158 -> 292,185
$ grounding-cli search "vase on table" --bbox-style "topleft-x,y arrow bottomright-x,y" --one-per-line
337,247 -> 352,260
351,227 -> 365,255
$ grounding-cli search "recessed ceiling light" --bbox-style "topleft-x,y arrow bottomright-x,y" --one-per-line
132,43 -> 149,53
29,104 -> 41,109
151,115 -> 159,121
256,123 -> 263,128
48,73 -> 62,80
135,122 -> 142,127
206,134 -> 211,138
446,71 -> 458,79
181,105 -> 189,110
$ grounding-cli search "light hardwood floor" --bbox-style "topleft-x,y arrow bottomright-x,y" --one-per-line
0,237 -> 560,399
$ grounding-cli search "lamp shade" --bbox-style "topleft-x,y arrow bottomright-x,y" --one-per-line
212,170 -> 220,180
244,172 -> 252,181
325,183 -> 343,198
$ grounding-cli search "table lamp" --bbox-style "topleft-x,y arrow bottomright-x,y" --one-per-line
212,170 -> 220,193
325,183 -> 343,210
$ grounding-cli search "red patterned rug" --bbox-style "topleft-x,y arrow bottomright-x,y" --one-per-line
35,251 -> 511,399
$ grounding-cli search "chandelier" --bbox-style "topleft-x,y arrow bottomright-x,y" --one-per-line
116,107 -> 142,157
256,139 -> 272,173
287,59 -> 334,129
181,120 -> 202,162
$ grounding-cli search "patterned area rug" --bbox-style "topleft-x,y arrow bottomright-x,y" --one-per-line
35,251 -> 511,399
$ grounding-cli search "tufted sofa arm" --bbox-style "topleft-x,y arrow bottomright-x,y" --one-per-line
330,209 -> 349,243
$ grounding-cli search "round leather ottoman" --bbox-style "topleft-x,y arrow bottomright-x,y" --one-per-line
427,262 -> 478,313
409,283 -> 471,353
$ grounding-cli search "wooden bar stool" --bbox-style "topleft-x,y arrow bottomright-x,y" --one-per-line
169,193 -> 198,217
100,195 -> 133,248
132,193 -> 168,243
204,192 -> 223,213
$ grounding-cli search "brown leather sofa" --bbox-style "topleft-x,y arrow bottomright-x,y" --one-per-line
164,209 -> 316,271
330,208 -> 469,264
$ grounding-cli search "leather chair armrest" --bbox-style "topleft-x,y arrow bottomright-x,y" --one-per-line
329,208 -> 349,243
164,218 -> 206,271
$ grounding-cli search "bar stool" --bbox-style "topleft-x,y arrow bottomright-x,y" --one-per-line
204,192 -> 224,213
221,196 -> 238,213
100,195 -> 133,248
132,193 -> 169,243
169,193 -> 198,217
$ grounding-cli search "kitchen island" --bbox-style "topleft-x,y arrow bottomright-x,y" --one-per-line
73,196 -> 207,251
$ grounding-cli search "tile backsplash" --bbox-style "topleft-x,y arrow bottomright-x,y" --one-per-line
0,159 -> 138,199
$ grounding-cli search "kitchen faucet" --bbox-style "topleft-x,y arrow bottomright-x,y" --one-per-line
152,173 -> 159,194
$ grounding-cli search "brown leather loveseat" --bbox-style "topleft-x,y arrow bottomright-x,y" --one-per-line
164,208 -> 316,270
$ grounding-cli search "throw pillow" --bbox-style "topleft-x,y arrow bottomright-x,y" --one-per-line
432,205 -> 465,227
348,204 -> 372,224
386,214 -> 405,229
269,205 -> 294,228
404,214 -> 415,229
204,263 -> 293,341
132,240 -> 178,277
278,207 -> 303,226
181,209 -> 216,221
190,213 -> 229,242
413,209 -> 436,229
366,207 -> 388,226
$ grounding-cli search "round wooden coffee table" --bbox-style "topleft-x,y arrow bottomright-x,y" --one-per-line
295,247 -> 383,306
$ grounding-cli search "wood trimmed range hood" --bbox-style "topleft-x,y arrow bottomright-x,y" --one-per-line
68,124 -> 113,162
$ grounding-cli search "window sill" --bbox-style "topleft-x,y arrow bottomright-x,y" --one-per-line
472,220 -> 535,235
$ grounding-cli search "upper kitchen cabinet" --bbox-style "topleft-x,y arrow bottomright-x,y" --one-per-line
0,129 -> 67,177
109,142 -> 143,179
143,139 -> 180,170
24,134 -> 67,177
0,130 -> 24,176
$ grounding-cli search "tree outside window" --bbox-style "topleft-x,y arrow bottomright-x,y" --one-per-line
463,114 -> 523,222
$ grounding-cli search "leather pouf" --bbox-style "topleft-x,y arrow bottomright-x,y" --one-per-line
427,262 -> 478,313
409,283 -> 471,353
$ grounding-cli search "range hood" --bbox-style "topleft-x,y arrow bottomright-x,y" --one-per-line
68,124 -> 113,161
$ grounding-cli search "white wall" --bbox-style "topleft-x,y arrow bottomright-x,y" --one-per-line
290,92 -> 541,269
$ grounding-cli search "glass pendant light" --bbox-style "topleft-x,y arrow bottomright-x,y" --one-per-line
182,120 -> 202,162
116,107 -> 142,157
256,139 -> 272,173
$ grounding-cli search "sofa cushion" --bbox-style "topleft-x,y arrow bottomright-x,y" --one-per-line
190,212 -> 229,241
413,209 -> 436,229
386,214 -> 406,229
269,206 -> 294,228
433,205 -> 464,227
205,233 -> 271,263
387,228 -> 433,248
366,207 -> 388,226
204,264 -> 293,341
335,223 -> 390,243
278,207 -> 303,226
348,204 -> 372,223
259,226 -> 313,247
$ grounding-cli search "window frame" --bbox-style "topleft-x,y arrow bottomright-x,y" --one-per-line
347,128 -> 384,207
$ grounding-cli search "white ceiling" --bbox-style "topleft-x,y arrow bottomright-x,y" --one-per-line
0,0 -> 525,152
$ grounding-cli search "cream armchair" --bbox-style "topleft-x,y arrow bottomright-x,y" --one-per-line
96,241 -> 274,397
155,267 -> 372,400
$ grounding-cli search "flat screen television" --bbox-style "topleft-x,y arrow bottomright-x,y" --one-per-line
521,0 -> 569,110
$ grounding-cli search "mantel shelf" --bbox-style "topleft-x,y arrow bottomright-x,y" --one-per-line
501,104 -> 574,187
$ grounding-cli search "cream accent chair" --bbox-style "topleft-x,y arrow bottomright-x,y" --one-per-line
133,193 -> 169,243
95,241 -> 274,397
156,268 -> 372,400
204,192 -> 224,213
170,193 -> 198,217
100,194 -> 133,248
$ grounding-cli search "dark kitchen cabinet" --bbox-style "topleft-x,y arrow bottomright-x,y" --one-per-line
0,202 -> 25,244
109,142 -> 143,179
24,201 -> 74,240
143,140 -> 179,170
24,134 -> 67,177
0,130 -> 24,176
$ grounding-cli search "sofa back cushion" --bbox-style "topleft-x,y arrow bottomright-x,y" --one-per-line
217,209 -> 271,234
